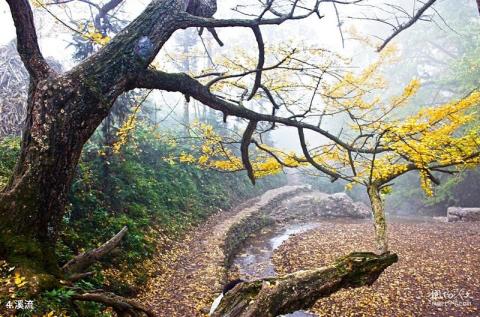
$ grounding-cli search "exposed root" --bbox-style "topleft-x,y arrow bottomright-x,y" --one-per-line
73,291 -> 155,317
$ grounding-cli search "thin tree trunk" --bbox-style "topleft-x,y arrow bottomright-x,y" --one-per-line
367,184 -> 388,253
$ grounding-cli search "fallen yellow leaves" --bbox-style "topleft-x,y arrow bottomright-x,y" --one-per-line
272,219 -> 479,317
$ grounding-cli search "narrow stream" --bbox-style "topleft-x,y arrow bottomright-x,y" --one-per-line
231,222 -> 320,317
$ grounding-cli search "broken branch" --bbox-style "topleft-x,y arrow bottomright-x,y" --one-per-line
73,291 -> 155,317
62,226 -> 128,275
241,120 -> 258,184
212,252 -> 398,317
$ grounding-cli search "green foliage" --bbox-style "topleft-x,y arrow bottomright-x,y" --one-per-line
0,136 -> 20,189
35,287 -> 76,315
0,124 -> 284,315
58,124 -> 284,294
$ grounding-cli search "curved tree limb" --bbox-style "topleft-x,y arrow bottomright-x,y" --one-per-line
62,226 -> 128,276
241,120 -> 258,184
183,0 -> 322,29
5,0 -> 52,80
298,127 -> 340,182
131,69 -> 386,154
66,271 -> 95,282
247,26 -> 265,100
212,252 -> 398,317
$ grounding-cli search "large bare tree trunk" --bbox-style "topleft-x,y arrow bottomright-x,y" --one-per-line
213,252 -> 398,317
0,0 -> 187,276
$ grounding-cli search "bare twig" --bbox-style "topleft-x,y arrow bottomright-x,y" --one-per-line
378,0 -> 437,51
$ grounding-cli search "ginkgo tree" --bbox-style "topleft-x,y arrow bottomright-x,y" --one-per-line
166,45 -> 480,254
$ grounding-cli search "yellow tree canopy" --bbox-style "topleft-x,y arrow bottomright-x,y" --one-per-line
113,42 -> 480,196
174,46 -> 479,195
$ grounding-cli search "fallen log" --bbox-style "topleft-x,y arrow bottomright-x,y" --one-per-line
212,252 -> 398,317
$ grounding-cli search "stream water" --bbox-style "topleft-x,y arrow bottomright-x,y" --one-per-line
231,222 -> 321,317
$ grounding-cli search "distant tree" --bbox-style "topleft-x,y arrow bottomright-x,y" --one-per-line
376,0 -> 480,214
0,41 -> 62,138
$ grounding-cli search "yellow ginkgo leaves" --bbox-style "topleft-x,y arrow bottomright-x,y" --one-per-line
13,272 -> 26,288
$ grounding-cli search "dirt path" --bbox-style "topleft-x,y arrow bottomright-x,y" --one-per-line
139,186 -> 305,317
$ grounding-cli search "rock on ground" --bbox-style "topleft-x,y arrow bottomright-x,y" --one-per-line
275,191 -> 370,221
447,207 -> 480,222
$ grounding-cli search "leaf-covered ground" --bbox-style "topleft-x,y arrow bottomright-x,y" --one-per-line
138,202 -> 250,317
138,186 -> 303,316
272,218 -> 480,317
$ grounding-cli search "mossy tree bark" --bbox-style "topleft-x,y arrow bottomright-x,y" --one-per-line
367,184 -> 388,254
212,252 -> 398,317
0,0 -> 188,275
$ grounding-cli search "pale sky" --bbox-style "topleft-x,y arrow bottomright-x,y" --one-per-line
0,2 -> 16,45
0,0 -> 360,64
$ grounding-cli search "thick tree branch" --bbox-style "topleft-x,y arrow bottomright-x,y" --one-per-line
377,0 -> 437,52
66,271 -> 94,282
5,0 -> 52,80
212,252 -> 398,317
131,70 -> 384,155
62,226 -> 128,275
183,2 -> 321,29
247,26 -> 265,100
298,128 -> 340,181
73,0 -> 187,100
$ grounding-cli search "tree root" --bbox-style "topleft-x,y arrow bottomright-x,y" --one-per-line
212,252 -> 398,317
66,271 -> 94,282
62,226 -> 152,316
